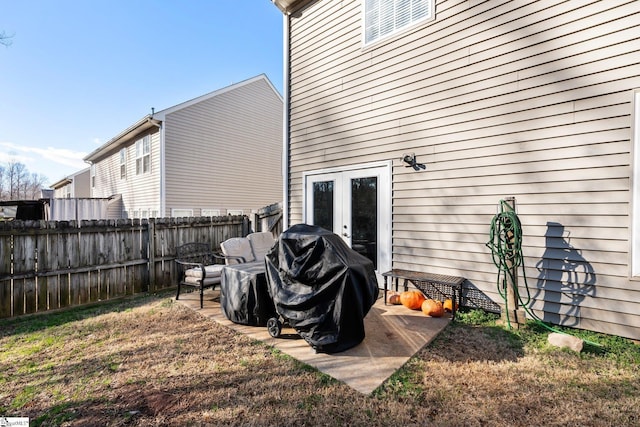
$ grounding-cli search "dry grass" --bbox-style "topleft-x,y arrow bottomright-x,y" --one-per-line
1,292 -> 639,426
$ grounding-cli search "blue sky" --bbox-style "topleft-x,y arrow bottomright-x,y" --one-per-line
0,0 -> 284,186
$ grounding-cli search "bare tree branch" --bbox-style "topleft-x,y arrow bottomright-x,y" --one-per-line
1,161 -> 46,201
1,30 -> 14,47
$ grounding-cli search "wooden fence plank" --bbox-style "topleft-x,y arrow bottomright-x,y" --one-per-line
0,224 -> 12,318
56,229 -> 70,309
36,222 -> 49,312
42,222 -> 60,311
68,227 -> 82,306
12,226 -> 34,316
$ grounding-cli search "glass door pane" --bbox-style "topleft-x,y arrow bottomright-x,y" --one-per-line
312,181 -> 334,232
350,177 -> 378,268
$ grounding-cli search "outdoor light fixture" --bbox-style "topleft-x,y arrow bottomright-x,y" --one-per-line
402,153 -> 426,171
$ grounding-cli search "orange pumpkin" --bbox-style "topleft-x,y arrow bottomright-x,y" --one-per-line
421,299 -> 444,317
443,298 -> 458,312
400,290 -> 426,310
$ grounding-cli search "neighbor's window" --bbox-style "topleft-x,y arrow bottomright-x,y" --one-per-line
364,0 -> 434,45
119,148 -> 127,179
90,164 -> 96,188
201,209 -> 221,217
172,209 -> 194,218
632,90 -> 640,277
136,135 -> 150,175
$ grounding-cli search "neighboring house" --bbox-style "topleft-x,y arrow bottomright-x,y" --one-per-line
48,168 -> 123,221
272,1 -> 640,340
50,167 -> 91,199
83,74 -> 283,219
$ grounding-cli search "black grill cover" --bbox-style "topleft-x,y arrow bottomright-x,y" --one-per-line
265,224 -> 379,353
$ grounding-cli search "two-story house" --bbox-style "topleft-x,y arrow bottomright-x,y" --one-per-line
84,74 -> 283,219
272,0 -> 640,340
50,167 -> 91,199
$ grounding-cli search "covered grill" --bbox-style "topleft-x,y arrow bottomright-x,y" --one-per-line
265,224 -> 379,353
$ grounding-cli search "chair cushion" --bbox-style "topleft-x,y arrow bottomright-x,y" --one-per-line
184,264 -> 224,285
221,237 -> 255,265
183,275 -> 221,286
247,232 -> 276,263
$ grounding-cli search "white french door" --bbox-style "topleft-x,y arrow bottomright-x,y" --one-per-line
303,162 -> 391,276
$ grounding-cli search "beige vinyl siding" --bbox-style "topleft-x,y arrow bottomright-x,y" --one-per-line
92,129 -> 161,217
72,169 -> 91,198
287,0 -> 640,339
53,184 -> 71,199
164,77 -> 283,217
52,169 -> 90,198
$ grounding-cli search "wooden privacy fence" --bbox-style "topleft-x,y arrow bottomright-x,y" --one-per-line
254,202 -> 283,236
0,215 -> 250,319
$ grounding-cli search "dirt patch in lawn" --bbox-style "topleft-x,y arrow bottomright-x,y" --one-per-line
1,293 -> 639,426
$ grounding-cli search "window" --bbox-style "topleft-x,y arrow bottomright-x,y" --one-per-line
227,209 -> 244,216
136,135 -> 150,175
119,148 -> 127,179
201,209 -> 221,217
632,90 -> 640,277
172,209 -> 194,217
90,164 -> 96,188
131,209 -> 157,219
364,0 -> 434,45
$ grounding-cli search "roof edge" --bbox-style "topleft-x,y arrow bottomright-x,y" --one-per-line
153,74 -> 282,119
84,74 -> 281,163
271,0 -> 315,14
84,115 -> 157,163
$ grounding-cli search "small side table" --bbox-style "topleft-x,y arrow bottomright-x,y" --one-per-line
221,262 -> 277,326
382,269 -> 465,319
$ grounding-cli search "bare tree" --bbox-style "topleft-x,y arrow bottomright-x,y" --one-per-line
7,161 -> 27,199
25,172 -> 48,199
1,30 -> 13,47
0,161 -> 46,201
0,165 -> 5,200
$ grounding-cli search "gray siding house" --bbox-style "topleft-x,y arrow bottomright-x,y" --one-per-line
50,167 -> 91,199
272,0 -> 640,340
84,74 -> 283,219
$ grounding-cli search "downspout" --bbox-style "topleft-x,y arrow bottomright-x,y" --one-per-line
282,10 -> 291,230
147,115 -> 164,217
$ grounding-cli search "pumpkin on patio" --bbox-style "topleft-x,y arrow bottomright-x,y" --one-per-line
421,299 -> 444,317
388,292 -> 402,305
443,298 -> 458,312
400,290 -> 426,310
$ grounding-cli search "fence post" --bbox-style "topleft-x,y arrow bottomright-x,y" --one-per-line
502,197 -> 526,328
148,219 -> 156,291
243,216 -> 250,236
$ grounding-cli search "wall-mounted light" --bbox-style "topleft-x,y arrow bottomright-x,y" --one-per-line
402,153 -> 426,171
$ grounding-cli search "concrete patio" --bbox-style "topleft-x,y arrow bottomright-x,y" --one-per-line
175,288 -> 451,394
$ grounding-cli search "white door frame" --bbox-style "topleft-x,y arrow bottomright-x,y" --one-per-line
302,161 -> 392,275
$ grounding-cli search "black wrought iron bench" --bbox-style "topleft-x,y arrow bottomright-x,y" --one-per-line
175,242 -> 225,308
382,269 -> 465,319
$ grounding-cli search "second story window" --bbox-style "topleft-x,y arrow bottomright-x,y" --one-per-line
136,135 -> 150,175
119,148 -> 127,179
364,0 -> 434,45
90,164 -> 96,188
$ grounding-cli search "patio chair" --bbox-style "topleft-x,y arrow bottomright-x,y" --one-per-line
175,242 -> 224,308
247,231 -> 277,263
220,232 -> 276,265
